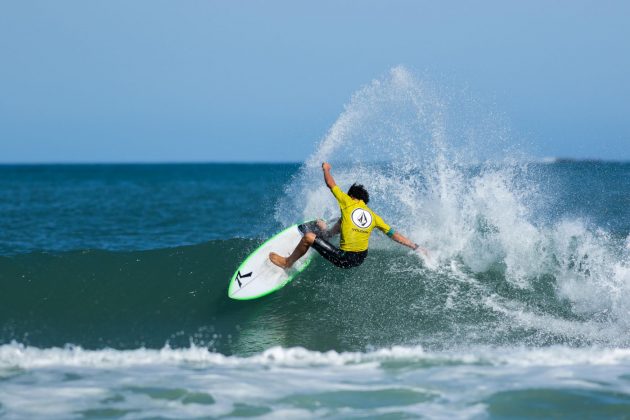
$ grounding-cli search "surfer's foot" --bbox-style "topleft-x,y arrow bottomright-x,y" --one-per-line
269,252 -> 292,269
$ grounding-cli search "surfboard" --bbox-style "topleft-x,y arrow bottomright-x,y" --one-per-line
228,222 -> 314,300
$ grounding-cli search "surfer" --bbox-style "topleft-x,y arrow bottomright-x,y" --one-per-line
269,162 -> 428,269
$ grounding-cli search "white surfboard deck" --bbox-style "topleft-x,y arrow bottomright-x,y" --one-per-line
228,222 -> 314,300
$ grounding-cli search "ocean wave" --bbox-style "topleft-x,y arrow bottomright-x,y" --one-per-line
4,342 -> 630,419
1,228 -> 629,352
2,68 -> 628,355
3,341 -> 630,370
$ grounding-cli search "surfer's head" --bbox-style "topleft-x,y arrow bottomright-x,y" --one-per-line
348,183 -> 369,204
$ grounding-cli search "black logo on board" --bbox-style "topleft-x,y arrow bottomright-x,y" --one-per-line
235,270 -> 252,287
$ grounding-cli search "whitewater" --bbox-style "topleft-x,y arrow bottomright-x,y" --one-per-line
1,67 -> 629,418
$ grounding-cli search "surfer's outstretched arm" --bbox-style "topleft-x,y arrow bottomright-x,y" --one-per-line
391,232 -> 428,255
322,162 -> 336,189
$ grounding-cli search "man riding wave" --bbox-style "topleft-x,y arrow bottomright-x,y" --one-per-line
269,162 -> 428,269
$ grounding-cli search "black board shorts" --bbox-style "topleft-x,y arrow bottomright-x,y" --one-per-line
298,221 -> 368,269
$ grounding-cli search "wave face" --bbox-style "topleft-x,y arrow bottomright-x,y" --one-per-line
1,228 -> 629,354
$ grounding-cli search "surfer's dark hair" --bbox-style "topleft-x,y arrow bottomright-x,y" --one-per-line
348,183 -> 369,204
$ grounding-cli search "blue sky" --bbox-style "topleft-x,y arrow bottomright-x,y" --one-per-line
1,0 -> 628,163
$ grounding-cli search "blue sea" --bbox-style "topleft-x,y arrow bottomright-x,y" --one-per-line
1,70 -> 629,418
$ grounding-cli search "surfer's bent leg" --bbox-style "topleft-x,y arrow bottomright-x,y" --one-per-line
311,236 -> 367,269
269,232 -> 316,269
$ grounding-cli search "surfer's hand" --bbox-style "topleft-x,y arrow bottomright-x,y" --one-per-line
316,219 -> 327,231
415,246 -> 430,257
322,162 -> 331,172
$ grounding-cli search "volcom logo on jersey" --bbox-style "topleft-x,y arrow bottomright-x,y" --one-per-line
351,208 -> 372,228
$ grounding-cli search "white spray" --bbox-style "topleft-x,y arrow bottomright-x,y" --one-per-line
275,66 -> 630,344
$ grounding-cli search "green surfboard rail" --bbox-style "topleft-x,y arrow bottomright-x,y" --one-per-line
228,221 -> 315,300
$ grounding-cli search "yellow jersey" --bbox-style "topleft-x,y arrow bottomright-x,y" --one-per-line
331,185 -> 394,252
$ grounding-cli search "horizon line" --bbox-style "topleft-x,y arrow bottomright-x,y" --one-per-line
0,157 -> 629,165
0,160 -> 304,166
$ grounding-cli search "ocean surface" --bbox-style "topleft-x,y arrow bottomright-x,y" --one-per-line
2,70 -> 630,418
